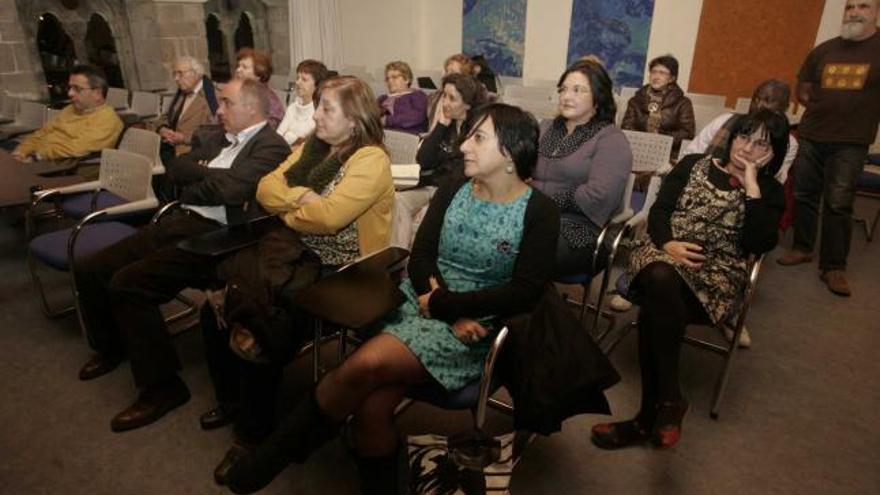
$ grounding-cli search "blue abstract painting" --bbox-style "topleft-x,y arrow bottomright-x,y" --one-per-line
567,0 -> 655,88
462,0 -> 526,77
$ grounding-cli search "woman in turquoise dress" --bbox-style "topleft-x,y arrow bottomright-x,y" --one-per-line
222,103 -> 560,494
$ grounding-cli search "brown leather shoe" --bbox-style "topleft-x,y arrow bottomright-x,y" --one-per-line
110,378 -> 190,432
214,443 -> 253,486
78,354 -> 122,381
777,249 -> 813,266
820,269 -> 852,297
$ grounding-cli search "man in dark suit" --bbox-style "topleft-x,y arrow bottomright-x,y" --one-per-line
73,78 -> 290,432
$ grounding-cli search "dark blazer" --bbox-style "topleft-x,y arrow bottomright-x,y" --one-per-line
167,123 -> 290,224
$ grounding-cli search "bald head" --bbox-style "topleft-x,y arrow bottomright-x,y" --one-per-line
217,78 -> 269,134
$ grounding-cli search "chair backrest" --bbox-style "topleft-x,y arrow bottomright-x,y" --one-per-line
0,93 -> 18,119
619,86 -> 638,100
130,91 -> 161,118
45,108 -> 61,122
383,129 -> 420,164
502,85 -> 556,102
621,129 -> 674,173
160,93 -> 174,115
677,139 -> 692,162
615,95 -> 630,127
500,95 -> 557,121
106,87 -> 130,110
268,74 -> 290,91
98,148 -> 155,202
117,127 -> 161,171
692,104 -> 731,135
733,97 -> 751,114
687,92 -> 727,107
17,100 -> 47,128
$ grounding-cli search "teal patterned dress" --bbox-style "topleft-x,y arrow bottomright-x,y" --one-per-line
383,183 -> 533,391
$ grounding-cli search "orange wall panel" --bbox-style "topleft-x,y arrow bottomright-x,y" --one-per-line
689,0 -> 826,107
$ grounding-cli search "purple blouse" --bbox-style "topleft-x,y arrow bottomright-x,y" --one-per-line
378,90 -> 429,135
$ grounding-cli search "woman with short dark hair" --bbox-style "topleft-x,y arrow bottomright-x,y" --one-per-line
276,59 -> 330,146
621,54 -> 695,155
222,103 -> 559,494
591,110 -> 788,450
531,59 -> 633,276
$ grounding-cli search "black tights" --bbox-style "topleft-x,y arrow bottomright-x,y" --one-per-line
632,262 -> 710,421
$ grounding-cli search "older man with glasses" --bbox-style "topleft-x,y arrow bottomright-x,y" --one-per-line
11,64 -> 123,162
150,56 -> 218,161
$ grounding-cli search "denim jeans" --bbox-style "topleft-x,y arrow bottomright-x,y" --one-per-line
792,138 -> 868,270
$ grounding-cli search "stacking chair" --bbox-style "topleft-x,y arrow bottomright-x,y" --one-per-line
0,93 -> 17,124
556,131 -> 673,337
853,165 -> 880,242
0,100 -> 47,139
27,149 -> 159,318
26,128 -> 162,238
677,139 -> 693,162
502,85 -> 556,102
106,87 -> 130,112
118,91 -> 161,123
384,129 -> 420,165
500,95 -> 557,121
692,104 -> 731,135
686,92 -> 727,108
602,255 -> 767,419
618,86 -> 638,101
734,97 -> 751,114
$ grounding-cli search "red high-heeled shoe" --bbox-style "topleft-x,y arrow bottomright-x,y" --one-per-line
651,400 -> 690,449
591,418 -> 652,450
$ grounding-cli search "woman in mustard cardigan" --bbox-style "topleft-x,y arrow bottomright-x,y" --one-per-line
201,75 -> 394,485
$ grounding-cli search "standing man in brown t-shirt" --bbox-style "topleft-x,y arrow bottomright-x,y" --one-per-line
778,0 -> 880,296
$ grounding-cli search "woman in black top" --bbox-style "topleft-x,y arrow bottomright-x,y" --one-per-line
592,110 -> 788,450
222,103 -> 558,494
391,73 -> 488,248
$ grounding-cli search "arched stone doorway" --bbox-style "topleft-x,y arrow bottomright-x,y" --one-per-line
85,13 -> 124,88
36,13 -> 77,105
206,13 -> 231,82
234,12 -> 255,52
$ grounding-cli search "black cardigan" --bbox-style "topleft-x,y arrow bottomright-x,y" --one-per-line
408,177 -> 560,324
415,121 -> 464,188
648,154 -> 785,255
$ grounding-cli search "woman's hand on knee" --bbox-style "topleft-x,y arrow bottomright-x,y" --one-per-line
452,318 -> 488,344
663,240 -> 707,269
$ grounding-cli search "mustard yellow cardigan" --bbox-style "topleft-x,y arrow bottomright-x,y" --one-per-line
15,103 -> 123,160
256,145 -> 395,256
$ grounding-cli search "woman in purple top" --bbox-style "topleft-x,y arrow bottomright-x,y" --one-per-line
531,59 -> 633,276
377,60 -> 428,135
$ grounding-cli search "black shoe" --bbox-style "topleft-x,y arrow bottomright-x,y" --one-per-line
110,377 -> 190,432
225,389 -> 339,494
356,448 -> 409,495
214,443 -> 252,486
200,404 -> 238,431
78,354 -> 122,381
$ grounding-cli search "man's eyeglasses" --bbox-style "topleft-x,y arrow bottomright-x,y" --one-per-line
68,84 -> 95,94
173,69 -> 195,78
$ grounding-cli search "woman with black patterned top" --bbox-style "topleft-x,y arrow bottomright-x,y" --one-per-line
531,59 -> 633,276
591,110 -> 788,450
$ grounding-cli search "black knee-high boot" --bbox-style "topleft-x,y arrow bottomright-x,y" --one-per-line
223,388 -> 340,494
356,447 -> 409,495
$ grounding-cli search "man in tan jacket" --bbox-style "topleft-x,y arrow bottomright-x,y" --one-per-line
151,56 -> 217,160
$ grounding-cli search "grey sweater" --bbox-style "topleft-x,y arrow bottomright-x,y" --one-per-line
531,120 -> 632,229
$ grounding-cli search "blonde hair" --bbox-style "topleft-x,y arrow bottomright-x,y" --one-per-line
443,53 -> 473,75
384,61 -> 414,87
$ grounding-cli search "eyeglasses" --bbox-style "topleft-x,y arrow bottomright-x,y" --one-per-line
734,133 -> 771,152
650,68 -> 672,77
68,84 -> 95,94
173,69 -> 195,78
557,84 -> 591,96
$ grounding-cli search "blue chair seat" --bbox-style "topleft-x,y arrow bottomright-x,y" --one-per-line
407,376 -> 501,410
630,190 -> 647,213
60,191 -> 128,218
867,154 -> 880,166
858,169 -> 880,193
29,222 -> 138,271
556,272 -> 591,285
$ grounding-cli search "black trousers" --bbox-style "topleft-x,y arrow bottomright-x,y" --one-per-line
75,210 -> 222,389
632,261 -> 711,417
792,138 -> 868,270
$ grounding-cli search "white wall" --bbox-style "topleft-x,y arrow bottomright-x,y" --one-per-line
413,0 -> 462,72
522,0 -> 572,84
643,0 -> 705,92
338,0 -> 417,76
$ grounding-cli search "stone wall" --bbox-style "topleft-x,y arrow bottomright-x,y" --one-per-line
204,0 -> 289,79
0,0 -> 48,98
